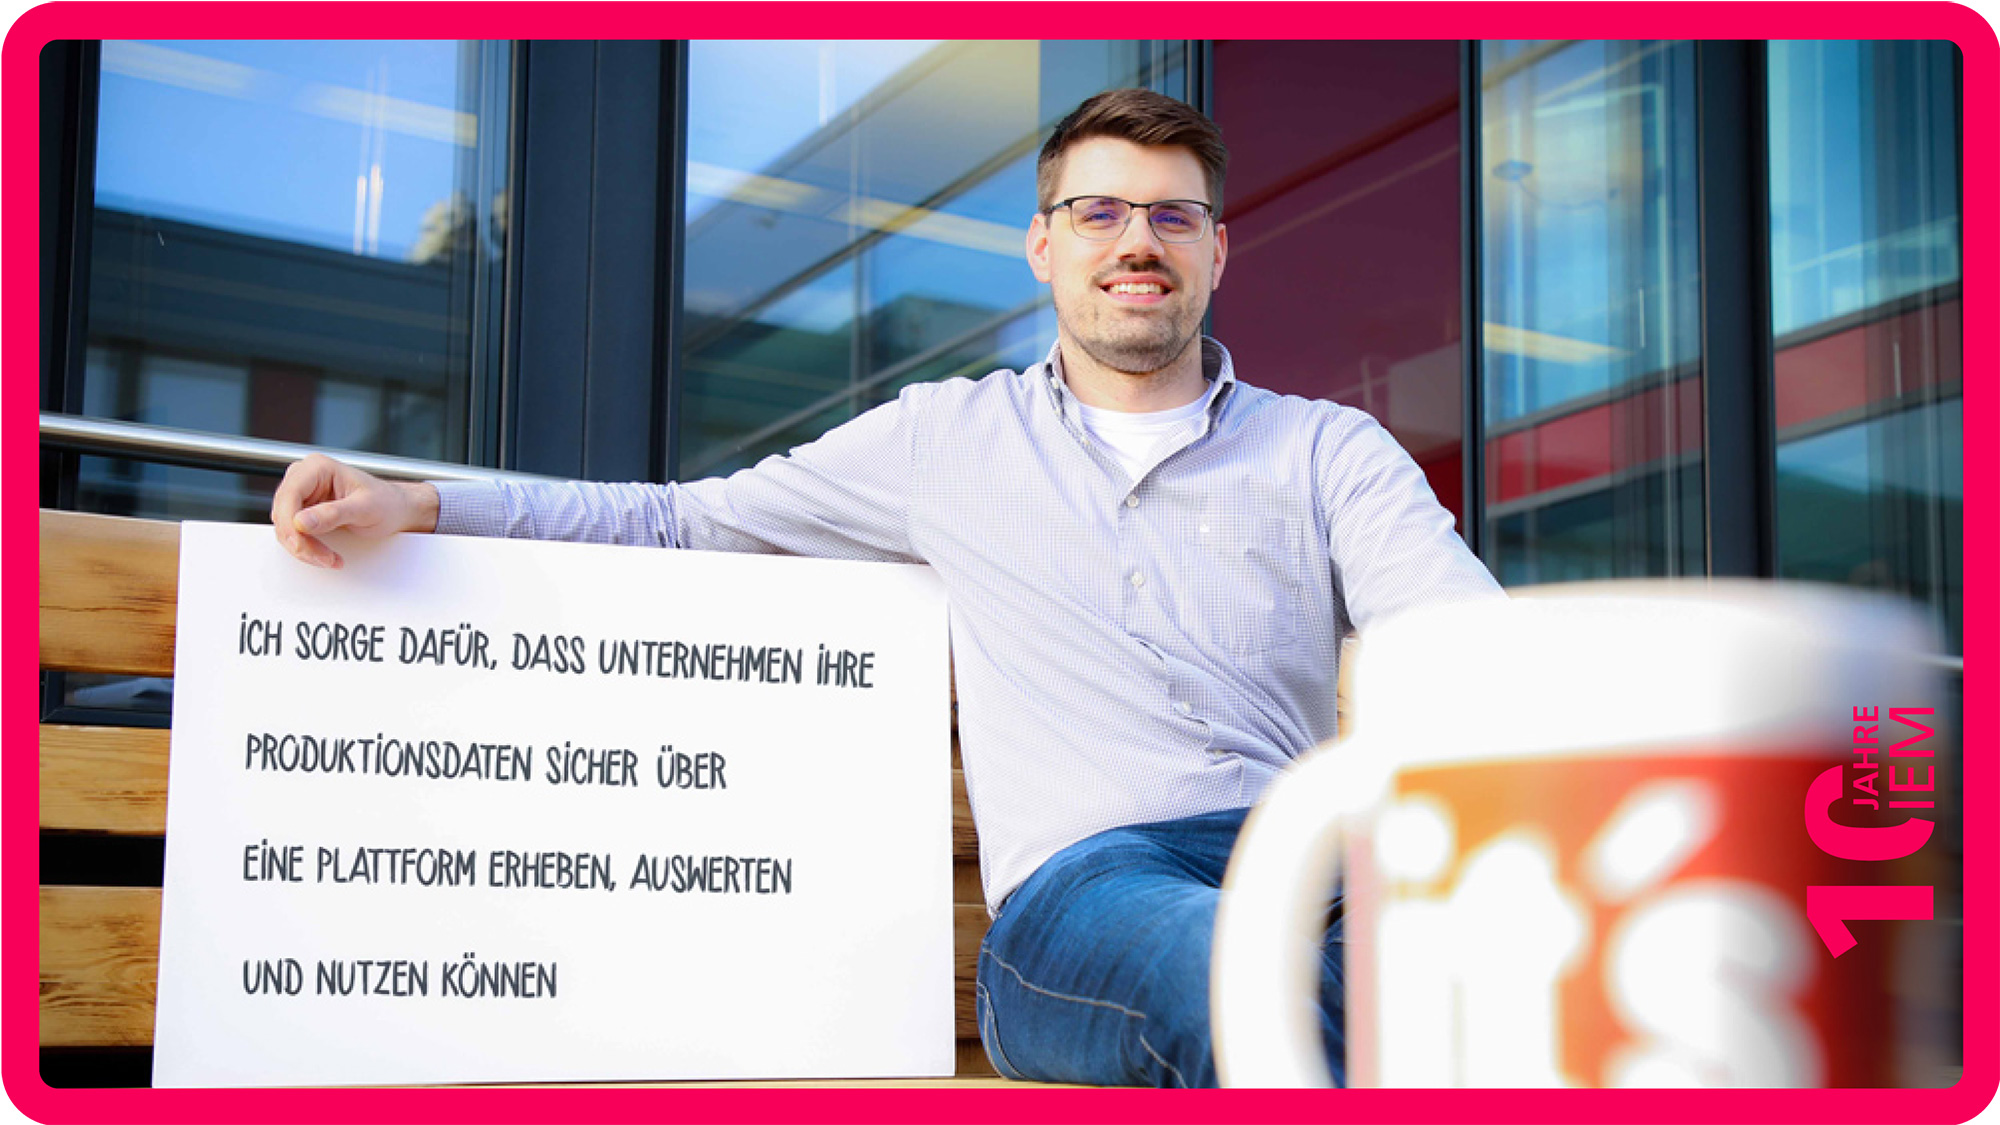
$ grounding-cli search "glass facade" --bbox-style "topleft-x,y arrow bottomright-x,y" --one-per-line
69,40 -> 510,521
1209,41 -> 1467,526
1768,40 -> 1962,655
1477,40 -> 1706,586
676,41 -> 1192,479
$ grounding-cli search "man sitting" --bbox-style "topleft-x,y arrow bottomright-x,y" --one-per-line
272,88 -> 1502,1087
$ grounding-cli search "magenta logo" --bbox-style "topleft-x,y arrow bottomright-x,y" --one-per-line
1803,707 -> 1941,956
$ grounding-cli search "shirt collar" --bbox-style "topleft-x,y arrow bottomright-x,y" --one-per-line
1038,337 -> 1239,430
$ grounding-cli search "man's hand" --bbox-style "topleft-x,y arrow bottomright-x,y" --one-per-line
271,453 -> 440,568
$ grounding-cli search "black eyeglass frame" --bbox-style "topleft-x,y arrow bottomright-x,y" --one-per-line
1044,195 -> 1220,243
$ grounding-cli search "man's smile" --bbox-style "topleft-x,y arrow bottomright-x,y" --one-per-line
1098,271 -> 1175,306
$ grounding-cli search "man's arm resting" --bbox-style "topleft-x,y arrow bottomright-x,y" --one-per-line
272,381 -> 932,567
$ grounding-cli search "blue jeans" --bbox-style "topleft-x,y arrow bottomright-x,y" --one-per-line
974,806 -> 1346,1087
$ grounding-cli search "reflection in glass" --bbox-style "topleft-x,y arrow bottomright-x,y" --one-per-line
1478,40 -> 1704,585
1769,42 -> 1960,337
1491,464 -> 1702,587
677,41 -> 1191,479
75,40 -> 510,522
1769,41 -> 1961,654
1209,41 -> 1468,529
1776,401 -> 1962,641
95,40 -> 486,260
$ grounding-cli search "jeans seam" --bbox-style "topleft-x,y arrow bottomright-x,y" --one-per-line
985,946 -> 1187,1087
975,979 -> 1024,1081
1137,1031 -> 1187,1088
985,947 -> 1150,1020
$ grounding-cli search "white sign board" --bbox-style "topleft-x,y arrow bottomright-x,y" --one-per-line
153,522 -> 954,1087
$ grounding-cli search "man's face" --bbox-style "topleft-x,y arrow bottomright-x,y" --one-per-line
1027,137 -> 1228,377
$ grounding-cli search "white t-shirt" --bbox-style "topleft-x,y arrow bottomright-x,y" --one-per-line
1074,396 -> 1209,481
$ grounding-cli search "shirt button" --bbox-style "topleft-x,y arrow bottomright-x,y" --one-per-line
1176,701 -> 1193,716
1124,494 -> 1140,509
1129,572 -> 1146,588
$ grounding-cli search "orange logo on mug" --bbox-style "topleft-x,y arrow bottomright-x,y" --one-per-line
1348,754 -> 1894,1087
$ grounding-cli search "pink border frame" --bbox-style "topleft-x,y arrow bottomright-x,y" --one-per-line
4,5 -> 1992,1122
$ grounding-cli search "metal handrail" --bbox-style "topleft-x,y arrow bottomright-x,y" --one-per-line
40,412 -> 554,484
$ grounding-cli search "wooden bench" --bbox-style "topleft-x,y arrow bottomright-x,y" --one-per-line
36,508 -> 1009,1086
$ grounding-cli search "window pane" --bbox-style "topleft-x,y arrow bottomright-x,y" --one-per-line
1479,40 -> 1704,585
77,40 -> 510,522
677,40 -> 1192,479
1769,41 -> 1962,656
1209,41 -> 1469,531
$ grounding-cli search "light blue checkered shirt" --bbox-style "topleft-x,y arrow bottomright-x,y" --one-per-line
436,339 -> 1502,911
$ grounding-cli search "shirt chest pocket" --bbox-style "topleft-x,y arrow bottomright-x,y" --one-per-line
1183,503 -> 1316,659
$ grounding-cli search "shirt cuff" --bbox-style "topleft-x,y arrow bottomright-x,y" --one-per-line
432,480 -> 508,537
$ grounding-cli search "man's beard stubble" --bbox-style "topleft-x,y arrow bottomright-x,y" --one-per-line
1062,261 -> 1207,377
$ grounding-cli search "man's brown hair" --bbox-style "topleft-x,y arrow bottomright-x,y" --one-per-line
1036,89 -> 1229,215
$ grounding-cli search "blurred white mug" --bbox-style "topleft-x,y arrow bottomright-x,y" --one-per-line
1213,582 -> 1943,1088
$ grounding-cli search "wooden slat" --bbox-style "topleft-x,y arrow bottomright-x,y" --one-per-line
40,885 -> 162,1048
40,725 -> 170,834
35,745 -> 977,900
39,887 -> 991,1051
40,511 -> 180,678
953,903 -> 990,1040
952,850 -> 989,1057
951,767 -> 977,861
955,1037 -> 998,1077
952,858 -> 984,904
33,741 -> 974,852
33,735 -> 972,848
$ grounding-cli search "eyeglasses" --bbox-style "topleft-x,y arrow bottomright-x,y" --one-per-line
1046,196 -> 1217,243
